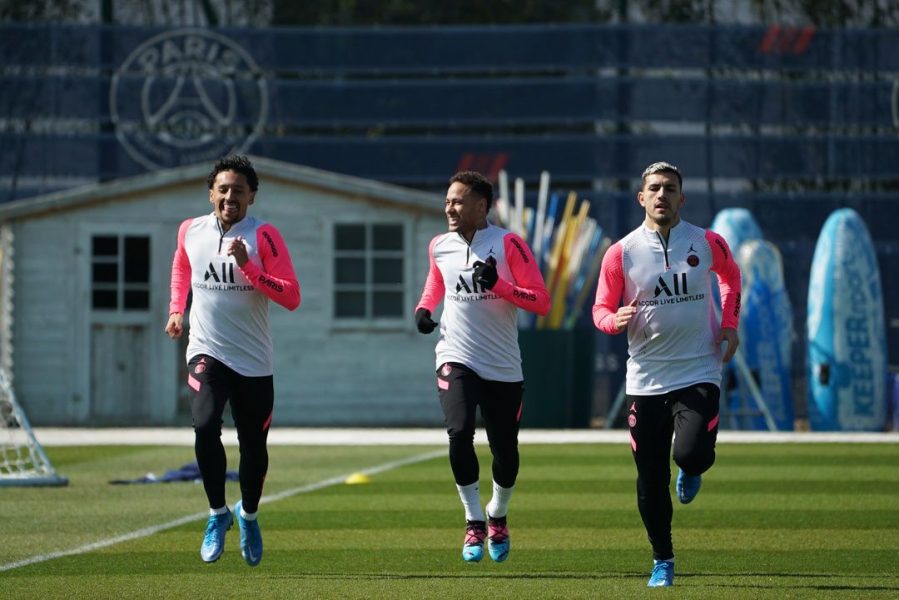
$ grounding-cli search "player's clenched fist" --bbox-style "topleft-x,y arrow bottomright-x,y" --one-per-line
472,257 -> 498,290
165,312 -> 184,339
415,308 -> 438,334
615,297 -> 639,331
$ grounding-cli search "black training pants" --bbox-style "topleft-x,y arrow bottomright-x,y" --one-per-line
437,362 -> 523,489
188,354 -> 274,514
626,382 -> 720,560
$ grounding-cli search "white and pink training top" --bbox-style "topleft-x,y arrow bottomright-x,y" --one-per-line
416,224 -> 550,382
169,213 -> 300,377
593,220 -> 741,395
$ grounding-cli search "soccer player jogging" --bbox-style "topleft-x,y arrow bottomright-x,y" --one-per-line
165,155 -> 301,566
592,162 -> 741,587
415,171 -> 550,563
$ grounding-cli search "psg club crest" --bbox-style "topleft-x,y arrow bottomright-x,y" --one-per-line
110,29 -> 269,170
687,255 -> 700,267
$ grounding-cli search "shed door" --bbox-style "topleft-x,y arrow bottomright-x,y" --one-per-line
88,234 -> 153,424
90,323 -> 149,421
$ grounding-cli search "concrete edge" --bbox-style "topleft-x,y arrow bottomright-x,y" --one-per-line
31,428 -> 899,446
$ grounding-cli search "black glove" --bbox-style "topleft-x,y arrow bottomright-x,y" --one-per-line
472,257 -> 498,290
415,308 -> 438,334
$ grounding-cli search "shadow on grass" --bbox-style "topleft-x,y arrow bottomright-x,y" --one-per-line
688,571 -> 899,593
268,571 -> 899,593
270,572 -> 643,581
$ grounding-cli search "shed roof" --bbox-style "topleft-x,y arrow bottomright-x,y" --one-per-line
0,156 -> 442,221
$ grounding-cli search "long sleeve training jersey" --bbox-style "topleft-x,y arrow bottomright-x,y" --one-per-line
592,220 -> 741,395
169,213 -> 300,377
416,224 -> 550,382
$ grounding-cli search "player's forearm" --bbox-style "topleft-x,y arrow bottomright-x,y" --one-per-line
492,278 -> 550,316
238,261 -> 301,310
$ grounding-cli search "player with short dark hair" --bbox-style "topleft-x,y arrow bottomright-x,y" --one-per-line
592,161 -> 741,587
166,154 -> 301,566
206,154 -> 259,193
415,171 -> 550,563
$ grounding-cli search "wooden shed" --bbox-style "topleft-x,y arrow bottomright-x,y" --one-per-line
0,157 -> 448,426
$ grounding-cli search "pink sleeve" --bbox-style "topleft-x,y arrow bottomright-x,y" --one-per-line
592,242 -> 626,335
491,233 -> 551,316
168,219 -> 193,314
238,224 -> 301,311
706,230 -> 741,329
415,236 -> 445,313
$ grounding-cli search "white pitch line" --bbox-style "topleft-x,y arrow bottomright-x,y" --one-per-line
0,449 -> 444,573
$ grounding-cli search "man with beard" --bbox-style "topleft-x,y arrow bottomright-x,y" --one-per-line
592,161 -> 741,587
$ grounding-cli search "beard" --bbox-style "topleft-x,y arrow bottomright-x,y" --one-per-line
650,213 -> 673,227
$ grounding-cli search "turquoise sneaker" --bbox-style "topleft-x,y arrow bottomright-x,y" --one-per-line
200,508 -> 233,563
462,520 -> 486,562
487,514 -> 510,562
676,469 -> 702,504
235,500 -> 263,567
647,559 -> 674,587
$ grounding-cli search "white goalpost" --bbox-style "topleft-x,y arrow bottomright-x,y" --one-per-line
0,225 -> 67,487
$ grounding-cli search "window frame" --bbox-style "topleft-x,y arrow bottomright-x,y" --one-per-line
88,231 -> 152,315
328,218 -> 411,330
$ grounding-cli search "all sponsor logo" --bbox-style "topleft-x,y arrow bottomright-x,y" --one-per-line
110,29 -> 268,170
654,273 -> 688,297
638,272 -> 705,307
204,261 -> 235,283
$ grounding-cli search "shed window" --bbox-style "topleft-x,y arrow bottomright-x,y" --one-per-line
91,235 -> 150,311
333,223 -> 404,319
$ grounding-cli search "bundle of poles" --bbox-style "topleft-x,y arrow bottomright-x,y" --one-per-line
492,170 -> 608,330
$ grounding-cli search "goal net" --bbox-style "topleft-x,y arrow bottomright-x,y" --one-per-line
0,225 -> 67,487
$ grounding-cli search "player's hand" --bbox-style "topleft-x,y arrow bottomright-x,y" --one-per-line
415,308 -> 438,334
472,257 -> 498,290
165,313 -> 184,339
615,297 -> 638,331
227,237 -> 249,267
718,327 -> 739,363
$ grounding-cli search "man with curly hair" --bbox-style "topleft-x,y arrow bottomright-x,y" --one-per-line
166,155 -> 301,567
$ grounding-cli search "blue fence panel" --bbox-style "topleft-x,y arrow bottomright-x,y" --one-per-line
1,23 -> 898,194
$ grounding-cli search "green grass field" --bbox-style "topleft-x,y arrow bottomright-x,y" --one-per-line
1,442 -> 898,599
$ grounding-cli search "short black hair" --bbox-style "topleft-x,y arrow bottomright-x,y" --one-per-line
449,171 -> 494,211
207,155 -> 259,191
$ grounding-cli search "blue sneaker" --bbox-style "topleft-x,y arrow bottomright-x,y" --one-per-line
200,508 -> 233,563
462,520 -> 486,562
647,559 -> 674,587
235,500 -> 263,567
676,469 -> 702,504
487,514 -> 510,562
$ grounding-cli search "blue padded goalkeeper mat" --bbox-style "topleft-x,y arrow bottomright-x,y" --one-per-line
806,208 -> 887,431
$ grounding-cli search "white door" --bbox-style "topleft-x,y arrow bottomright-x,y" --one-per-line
85,231 -> 157,424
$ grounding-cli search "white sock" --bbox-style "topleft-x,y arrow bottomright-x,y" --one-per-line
456,481 -> 485,522
210,506 -> 229,516
485,481 -> 514,519
239,505 -> 258,521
